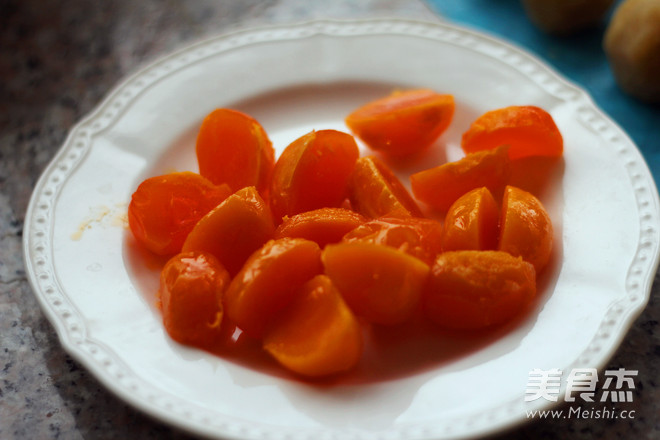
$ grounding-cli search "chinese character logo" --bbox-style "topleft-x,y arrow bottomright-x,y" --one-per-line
600,368 -> 637,403
524,368 -> 638,403
525,368 -> 563,402
565,368 -> 598,402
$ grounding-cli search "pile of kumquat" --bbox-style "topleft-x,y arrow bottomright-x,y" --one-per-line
128,88 -> 563,378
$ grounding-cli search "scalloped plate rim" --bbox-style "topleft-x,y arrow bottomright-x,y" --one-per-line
23,17 -> 660,440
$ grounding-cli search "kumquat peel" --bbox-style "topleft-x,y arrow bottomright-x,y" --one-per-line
129,89 -> 562,379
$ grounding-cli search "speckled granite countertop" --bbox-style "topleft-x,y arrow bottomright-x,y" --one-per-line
2,1 -> 659,439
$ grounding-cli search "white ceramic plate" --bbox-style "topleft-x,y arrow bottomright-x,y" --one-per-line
24,18 -> 660,440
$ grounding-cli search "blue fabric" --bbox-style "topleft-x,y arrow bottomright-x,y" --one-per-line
425,0 -> 660,189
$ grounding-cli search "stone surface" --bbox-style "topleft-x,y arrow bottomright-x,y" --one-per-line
1,0 -> 659,439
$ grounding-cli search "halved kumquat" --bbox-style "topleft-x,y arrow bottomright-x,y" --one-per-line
158,251 -> 231,349
345,88 -> 455,158
275,207 -> 366,248
423,250 -> 536,330
269,129 -> 359,221
498,185 -> 554,274
182,186 -> 275,276
442,187 -> 499,252
410,144 -> 510,213
342,216 -> 443,264
461,105 -> 563,159
128,172 -> 231,256
349,156 -> 423,219
224,238 -> 323,339
196,108 -> 275,194
263,275 -> 362,378
322,242 -> 430,325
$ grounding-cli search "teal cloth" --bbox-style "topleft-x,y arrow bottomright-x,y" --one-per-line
425,0 -> 660,188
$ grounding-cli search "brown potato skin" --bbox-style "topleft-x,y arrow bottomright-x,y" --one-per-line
604,0 -> 660,102
522,0 -> 615,35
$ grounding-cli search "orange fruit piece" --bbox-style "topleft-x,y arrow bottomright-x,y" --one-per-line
196,108 -> 275,194
269,129 -> 359,221
224,238 -> 323,339
410,144 -> 510,214
509,156 -> 563,198
263,275 -> 362,377
442,187 -> 499,252
423,250 -> 536,330
498,186 -> 554,274
349,156 -> 423,219
128,172 -> 231,256
182,186 -> 275,276
345,89 -> 455,157
158,251 -> 231,349
322,242 -> 430,325
275,207 -> 366,248
461,105 -> 563,159
342,216 -> 443,265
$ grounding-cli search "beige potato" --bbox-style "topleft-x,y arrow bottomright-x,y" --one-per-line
522,0 -> 615,35
604,0 -> 660,102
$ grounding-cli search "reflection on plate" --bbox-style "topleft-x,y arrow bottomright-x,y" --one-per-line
24,18 -> 660,440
